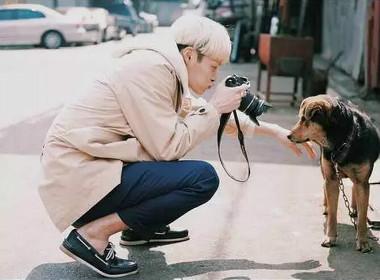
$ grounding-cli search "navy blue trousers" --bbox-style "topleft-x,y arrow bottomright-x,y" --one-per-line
74,160 -> 219,238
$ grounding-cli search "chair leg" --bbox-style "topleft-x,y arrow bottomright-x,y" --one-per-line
266,70 -> 271,102
257,62 -> 262,91
291,77 -> 299,106
293,77 -> 299,94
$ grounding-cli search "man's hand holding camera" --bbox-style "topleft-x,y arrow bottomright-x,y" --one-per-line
209,78 -> 249,114
211,75 -> 317,161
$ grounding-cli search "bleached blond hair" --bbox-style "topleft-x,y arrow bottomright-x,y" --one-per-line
170,15 -> 231,64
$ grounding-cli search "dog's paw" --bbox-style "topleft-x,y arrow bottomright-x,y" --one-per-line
321,236 -> 337,247
356,239 -> 372,253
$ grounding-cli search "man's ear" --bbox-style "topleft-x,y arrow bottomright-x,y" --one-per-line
181,47 -> 194,65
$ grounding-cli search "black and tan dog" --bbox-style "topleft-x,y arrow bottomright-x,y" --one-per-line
288,95 -> 380,253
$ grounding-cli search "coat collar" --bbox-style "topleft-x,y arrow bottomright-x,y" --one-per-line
114,34 -> 190,97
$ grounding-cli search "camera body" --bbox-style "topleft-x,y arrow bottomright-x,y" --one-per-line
225,74 -> 271,125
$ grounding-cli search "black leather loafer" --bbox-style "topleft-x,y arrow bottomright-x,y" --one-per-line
120,225 -> 189,246
60,229 -> 138,278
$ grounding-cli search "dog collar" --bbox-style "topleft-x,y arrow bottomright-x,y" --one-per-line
330,115 -> 357,164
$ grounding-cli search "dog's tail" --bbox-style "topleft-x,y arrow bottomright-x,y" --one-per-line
326,51 -> 343,73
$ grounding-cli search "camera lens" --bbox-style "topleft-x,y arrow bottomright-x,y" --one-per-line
225,74 -> 271,125
239,94 -> 271,124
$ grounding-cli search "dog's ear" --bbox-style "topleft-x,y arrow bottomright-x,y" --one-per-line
305,104 -> 324,121
299,99 -> 309,118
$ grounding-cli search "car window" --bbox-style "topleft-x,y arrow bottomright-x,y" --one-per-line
126,5 -> 138,18
15,9 -> 45,20
107,4 -> 129,15
0,9 -> 16,21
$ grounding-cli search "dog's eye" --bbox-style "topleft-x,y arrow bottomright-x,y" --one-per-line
301,116 -> 306,122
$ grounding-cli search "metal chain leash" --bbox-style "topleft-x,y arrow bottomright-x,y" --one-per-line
334,163 -> 357,230
334,163 -> 379,241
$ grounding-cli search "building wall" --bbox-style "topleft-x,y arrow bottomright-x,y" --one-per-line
367,0 -> 380,90
321,0 -> 369,81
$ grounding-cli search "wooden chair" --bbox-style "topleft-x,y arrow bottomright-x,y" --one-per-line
257,34 -> 314,105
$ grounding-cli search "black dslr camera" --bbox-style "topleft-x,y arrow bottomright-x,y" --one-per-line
225,74 -> 271,125
217,75 -> 271,182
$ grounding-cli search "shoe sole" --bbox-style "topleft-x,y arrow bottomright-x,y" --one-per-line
119,236 -> 190,246
59,244 -> 138,278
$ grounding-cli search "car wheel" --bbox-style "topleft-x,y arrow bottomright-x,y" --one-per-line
117,29 -> 126,40
102,29 -> 107,42
42,31 -> 64,49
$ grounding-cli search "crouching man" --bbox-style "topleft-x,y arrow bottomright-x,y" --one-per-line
39,15 -> 315,278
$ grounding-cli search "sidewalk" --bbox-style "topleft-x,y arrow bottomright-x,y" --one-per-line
0,156 -> 380,280
3,155 -> 380,280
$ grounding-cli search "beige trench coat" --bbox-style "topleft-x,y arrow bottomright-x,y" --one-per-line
39,35 -> 220,232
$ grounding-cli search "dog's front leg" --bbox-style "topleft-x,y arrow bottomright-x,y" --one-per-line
355,182 -> 371,253
351,184 -> 358,217
323,188 -> 328,215
321,177 -> 339,247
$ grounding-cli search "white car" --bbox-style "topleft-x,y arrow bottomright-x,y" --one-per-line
90,8 -> 122,41
0,4 -> 100,49
57,7 -> 122,42
139,11 -> 158,28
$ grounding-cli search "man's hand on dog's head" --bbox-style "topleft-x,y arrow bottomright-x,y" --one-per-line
223,121 -> 318,160
274,125 -> 318,160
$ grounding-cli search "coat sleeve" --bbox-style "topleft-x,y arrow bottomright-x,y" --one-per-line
62,128 -> 154,162
182,95 -> 256,137
112,63 -> 220,161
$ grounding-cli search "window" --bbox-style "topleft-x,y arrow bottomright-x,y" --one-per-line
105,4 -> 130,15
0,9 -> 16,21
15,9 -> 45,20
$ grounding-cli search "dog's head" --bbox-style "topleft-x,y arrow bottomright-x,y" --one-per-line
288,95 -> 340,148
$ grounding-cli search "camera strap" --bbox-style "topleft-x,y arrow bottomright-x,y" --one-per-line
217,111 -> 251,182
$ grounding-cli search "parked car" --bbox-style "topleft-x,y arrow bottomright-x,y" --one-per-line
136,15 -> 154,33
147,0 -> 185,26
93,1 -> 139,36
57,7 -> 122,42
139,11 -> 158,28
0,4 -> 100,48
89,8 -> 124,40
93,1 -> 154,35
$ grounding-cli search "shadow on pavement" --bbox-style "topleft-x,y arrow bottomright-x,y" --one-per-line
293,223 -> 380,280
0,46 -> 36,50
26,245 -> 320,280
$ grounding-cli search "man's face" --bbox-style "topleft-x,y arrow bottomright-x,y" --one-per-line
183,48 -> 221,95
